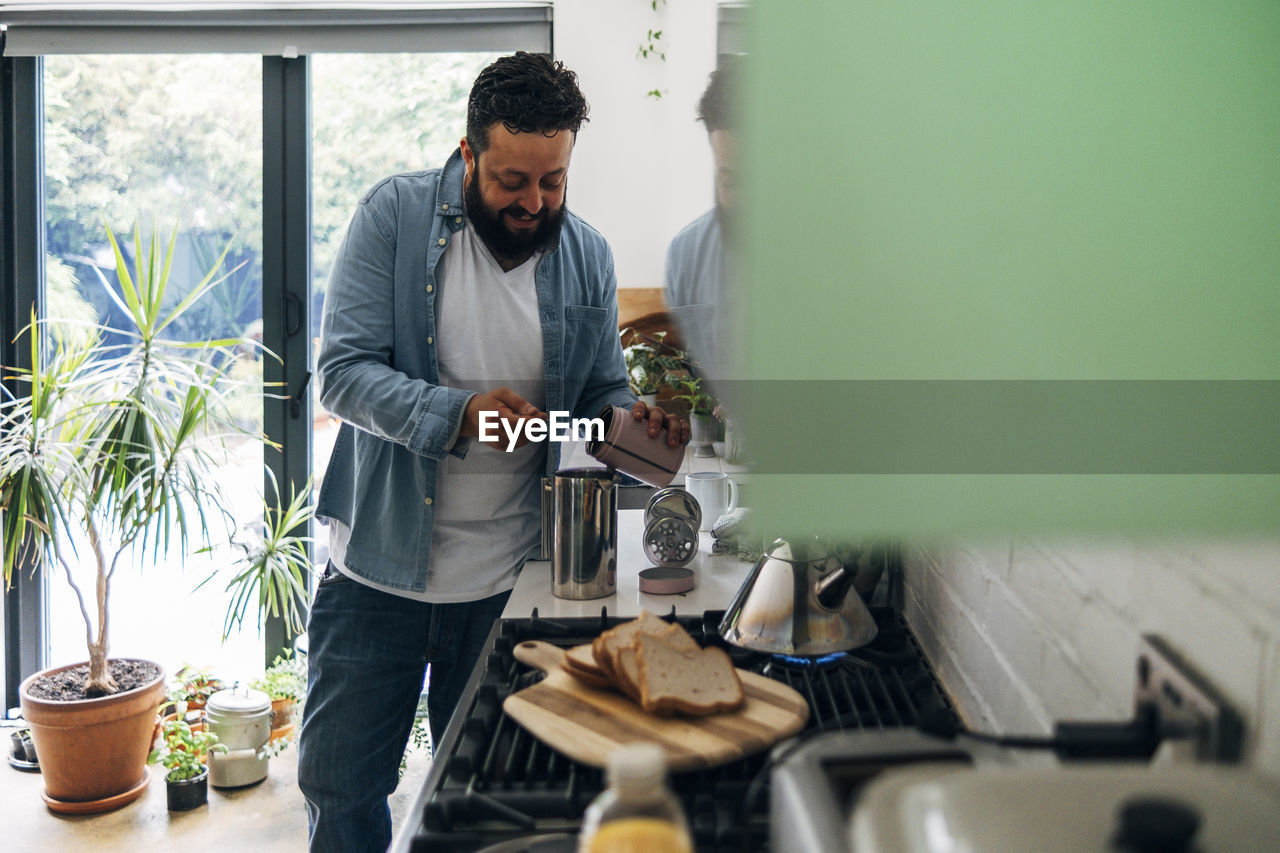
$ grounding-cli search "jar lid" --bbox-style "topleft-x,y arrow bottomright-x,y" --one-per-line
645,487 -> 702,530
206,686 -> 271,715
607,742 -> 666,791
638,566 -> 695,595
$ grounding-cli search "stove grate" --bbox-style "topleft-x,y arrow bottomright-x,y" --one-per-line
408,608 -> 958,853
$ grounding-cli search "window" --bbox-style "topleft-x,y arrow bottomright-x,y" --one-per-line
44,53 -> 267,678
1,5 -> 551,709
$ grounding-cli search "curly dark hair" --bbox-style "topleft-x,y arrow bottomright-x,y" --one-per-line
466,52 -> 590,154
696,56 -> 741,133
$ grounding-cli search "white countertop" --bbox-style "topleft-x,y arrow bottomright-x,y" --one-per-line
503,508 -> 756,619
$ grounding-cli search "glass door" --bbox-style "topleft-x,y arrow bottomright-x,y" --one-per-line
43,53 -> 266,679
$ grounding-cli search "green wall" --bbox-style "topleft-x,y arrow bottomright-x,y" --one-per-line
740,1 -> 1279,536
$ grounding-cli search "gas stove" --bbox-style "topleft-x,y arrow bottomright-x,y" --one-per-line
393,606 -> 957,853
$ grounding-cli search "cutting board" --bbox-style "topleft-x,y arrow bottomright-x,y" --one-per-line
502,640 -> 809,771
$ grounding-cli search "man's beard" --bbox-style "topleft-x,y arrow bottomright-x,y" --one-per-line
465,172 -> 567,265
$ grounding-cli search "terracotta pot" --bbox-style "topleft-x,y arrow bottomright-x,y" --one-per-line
161,710 -> 206,733
269,697 -> 297,744
269,697 -> 296,727
20,659 -> 166,809
269,720 -> 297,745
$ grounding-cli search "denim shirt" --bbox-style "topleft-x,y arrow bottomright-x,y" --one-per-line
315,149 -> 635,592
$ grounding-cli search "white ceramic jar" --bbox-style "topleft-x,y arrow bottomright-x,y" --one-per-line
205,687 -> 272,788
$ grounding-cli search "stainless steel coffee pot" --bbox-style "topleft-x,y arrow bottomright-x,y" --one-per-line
719,536 -> 878,655
549,468 -> 619,600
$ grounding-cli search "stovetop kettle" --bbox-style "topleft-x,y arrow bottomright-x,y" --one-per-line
719,536 -> 878,655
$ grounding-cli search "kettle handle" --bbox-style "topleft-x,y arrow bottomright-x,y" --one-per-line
814,564 -> 855,611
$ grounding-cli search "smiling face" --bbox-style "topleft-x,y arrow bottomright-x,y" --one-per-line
461,123 -> 574,268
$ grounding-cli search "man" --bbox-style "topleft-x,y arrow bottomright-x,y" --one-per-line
665,58 -> 741,383
299,52 -> 688,852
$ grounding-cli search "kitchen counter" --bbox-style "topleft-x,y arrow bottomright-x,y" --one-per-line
503,508 -> 756,619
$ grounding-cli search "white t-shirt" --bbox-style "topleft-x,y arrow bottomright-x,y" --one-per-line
329,221 -> 545,602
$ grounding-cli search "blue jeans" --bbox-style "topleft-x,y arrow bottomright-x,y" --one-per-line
297,563 -> 510,853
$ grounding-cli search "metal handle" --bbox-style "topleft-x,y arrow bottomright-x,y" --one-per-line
284,292 -> 303,336
539,476 -> 553,560
211,745 -> 268,762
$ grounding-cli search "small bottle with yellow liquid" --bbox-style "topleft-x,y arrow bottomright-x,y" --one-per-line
577,742 -> 694,853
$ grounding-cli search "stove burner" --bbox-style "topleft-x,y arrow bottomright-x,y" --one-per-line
771,652 -> 848,668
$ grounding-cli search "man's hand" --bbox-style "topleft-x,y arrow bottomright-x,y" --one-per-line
460,387 -> 547,450
631,400 -> 691,448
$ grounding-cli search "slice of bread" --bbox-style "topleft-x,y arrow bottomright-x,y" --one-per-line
612,645 -> 644,702
634,632 -> 745,717
561,644 -> 615,689
591,610 -> 678,681
560,662 -> 615,689
564,643 -> 606,678
612,622 -> 699,702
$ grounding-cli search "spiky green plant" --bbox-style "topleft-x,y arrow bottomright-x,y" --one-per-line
0,221 -> 261,696
200,470 -> 314,641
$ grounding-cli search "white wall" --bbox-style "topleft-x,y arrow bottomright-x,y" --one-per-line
553,0 -> 721,289
904,538 -> 1280,778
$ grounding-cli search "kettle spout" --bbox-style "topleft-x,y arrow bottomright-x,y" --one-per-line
813,563 -> 856,611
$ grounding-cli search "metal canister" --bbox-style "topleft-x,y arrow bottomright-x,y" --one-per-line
586,404 -> 685,487
551,467 -> 619,600
205,687 -> 271,788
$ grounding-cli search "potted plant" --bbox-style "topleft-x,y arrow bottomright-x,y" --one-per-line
8,727 -> 38,770
620,327 -> 684,406
167,664 -> 225,712
199,470 -> 315,647
1,221 -> 258,812
148,719 -> 226,811
197,468 -> 313,749
666,373 -> 718,458
250,649 -> 307,746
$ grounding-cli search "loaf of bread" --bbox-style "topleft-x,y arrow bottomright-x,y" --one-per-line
634,632 -> 744,716
567,610 -> 744,716
613,626 -> 697,702
590,609 -> 683,681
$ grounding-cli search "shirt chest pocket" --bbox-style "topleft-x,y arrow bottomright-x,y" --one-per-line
562,304 -> 609,383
